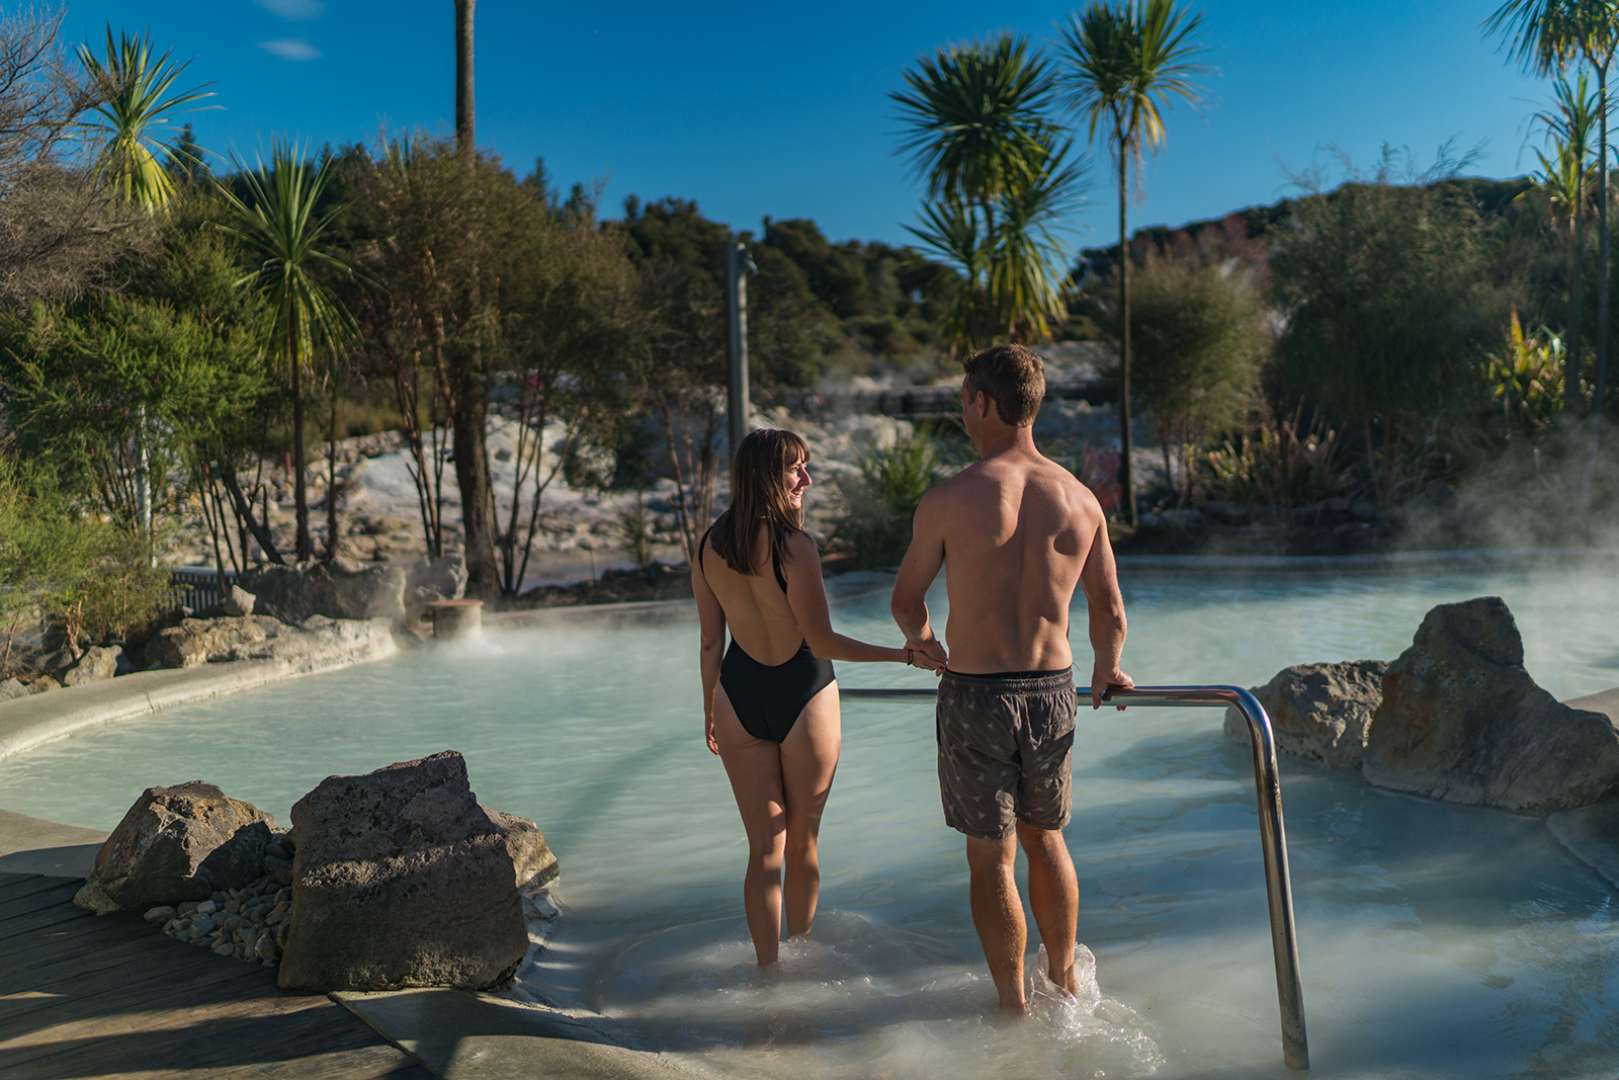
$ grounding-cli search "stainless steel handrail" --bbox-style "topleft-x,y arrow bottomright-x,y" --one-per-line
841,683 -> 1310,1072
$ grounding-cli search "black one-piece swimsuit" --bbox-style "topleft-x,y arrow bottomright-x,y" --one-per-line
701,529 -> 835,743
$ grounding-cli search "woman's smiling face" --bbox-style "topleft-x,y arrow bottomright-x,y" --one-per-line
785,453 -> 812,509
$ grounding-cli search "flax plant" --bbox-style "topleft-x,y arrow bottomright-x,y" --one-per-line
217,143 -> 354,561
77,26 -> 211,213
892,35 -> 1085,355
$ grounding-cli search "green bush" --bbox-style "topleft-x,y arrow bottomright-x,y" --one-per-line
1088,253 -> 1269,501
1199,407 -> 1349,508
834,433 -> 942,568
0,457 -> 168,669
1487,308 -> 1565,440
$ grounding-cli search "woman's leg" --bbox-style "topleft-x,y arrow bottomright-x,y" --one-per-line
714,687 -> 787,965
780,682 -> 841,939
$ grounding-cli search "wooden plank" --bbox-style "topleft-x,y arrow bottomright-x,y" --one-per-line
0,917 -> 159,985
1,987 -> 364,1073
0,907 -> 94,945
0,883 -> 79,923
0,943 -> 252,1026
0,931 -> 211,997
0,967 -> 291,1069
0,878 -> 65,905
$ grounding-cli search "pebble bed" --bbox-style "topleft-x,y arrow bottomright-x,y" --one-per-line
145,875 -> 290,967
142,834 -> 297,967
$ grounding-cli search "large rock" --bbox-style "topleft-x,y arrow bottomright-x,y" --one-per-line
278,751 -> 527,992
238,560 -> 406,624
223,584 -> 256,617
1362,598 -> 1619,811
61,644 -> 124,687
148,614 -> 392,670
1224,660 -> 1388,768
73,782 -> 276,914
149,616 -> 277,669
0,677 -> 29,702
485,807 -> 559,891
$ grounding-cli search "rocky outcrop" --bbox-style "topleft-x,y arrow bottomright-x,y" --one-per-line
148,614 -> 393,670
485,807 -> 559,891
277,751 -> 528,992
1224,660 -> 1388,768
73,782 -> 276,914
1362,598 -> 1619,811
61,645 -> 125,687
238,560 -> 407,625
0,677 -> 29,702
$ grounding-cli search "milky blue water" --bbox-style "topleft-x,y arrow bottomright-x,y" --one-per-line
3,558 -> 1618,1079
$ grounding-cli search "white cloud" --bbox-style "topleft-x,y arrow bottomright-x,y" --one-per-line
256,0 -> 324,19
260,38 -> 321,61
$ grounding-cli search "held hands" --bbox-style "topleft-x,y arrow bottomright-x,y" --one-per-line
1090,665 -> 1135,710
704,715 -> 720,755
905,636 -> 948,676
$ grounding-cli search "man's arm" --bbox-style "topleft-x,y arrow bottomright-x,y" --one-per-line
890,487 -> 948,669
1077,501 -> 1132,709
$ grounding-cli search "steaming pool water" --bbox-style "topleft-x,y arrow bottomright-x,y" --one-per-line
4,557 -> 1619,1079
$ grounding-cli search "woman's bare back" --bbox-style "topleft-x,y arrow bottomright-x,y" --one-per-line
701,527 -> 805,664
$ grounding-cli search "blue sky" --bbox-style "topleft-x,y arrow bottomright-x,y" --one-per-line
62,1 -> 1551,249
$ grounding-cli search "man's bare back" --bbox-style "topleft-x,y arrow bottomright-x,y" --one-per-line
889,343 -> 1131,1013
929,448 -> 1100,674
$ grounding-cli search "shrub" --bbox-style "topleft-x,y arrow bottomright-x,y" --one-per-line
0,456 -> 168,667
613,491 -> 655,569
1088,253 -> 1269,501
1199,407 -> 1348,508
1268,147 -> 1505,507
835,433 -> 942,568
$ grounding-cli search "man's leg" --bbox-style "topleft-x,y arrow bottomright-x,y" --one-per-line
1016,821 -> 1078,994
966,832 -> 1026,1011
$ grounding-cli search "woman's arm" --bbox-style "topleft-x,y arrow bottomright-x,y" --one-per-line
784,533 -> 909,664
691,554 -> 726,754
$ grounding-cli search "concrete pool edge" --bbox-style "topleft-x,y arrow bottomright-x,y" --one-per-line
0,628 -> 400,766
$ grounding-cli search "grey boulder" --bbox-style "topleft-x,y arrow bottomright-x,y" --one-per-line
61,644 -> 124,687
1224,660 -> 1388,768
1362,597 -> 1619,811
73,782 -> 276,914
485,807 -> 559,891
223,584 -> 257,617
238,560 -> 406,625
277,750 -> 527,992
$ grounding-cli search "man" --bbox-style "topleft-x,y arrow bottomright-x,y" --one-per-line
890,343 -> 1132,1012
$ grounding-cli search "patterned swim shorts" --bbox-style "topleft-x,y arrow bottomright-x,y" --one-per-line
936,669 -> 1078,840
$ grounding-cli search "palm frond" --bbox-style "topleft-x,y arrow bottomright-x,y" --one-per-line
76,25 -> 214,212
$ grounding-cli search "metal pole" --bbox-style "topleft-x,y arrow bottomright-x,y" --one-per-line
840,683 -> 1310,1071
725,238 -> 750,458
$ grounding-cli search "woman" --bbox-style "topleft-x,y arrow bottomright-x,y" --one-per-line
692,428 -> 936,966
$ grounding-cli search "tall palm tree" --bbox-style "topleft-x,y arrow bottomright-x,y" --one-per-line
1524,72 -> 1600,388
450,0 -> 500,597
77,26 -> 212,213
77,27 -> 212,555
892,35 -> 1085,355
1488,0 -> 1618,411
1060,0 -> 1205,527
217,142 -> 354,562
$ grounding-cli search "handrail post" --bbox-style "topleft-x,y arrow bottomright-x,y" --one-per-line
1229,686 -> 1310,1071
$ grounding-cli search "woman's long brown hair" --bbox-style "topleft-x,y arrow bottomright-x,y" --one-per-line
708,428 -> 809,580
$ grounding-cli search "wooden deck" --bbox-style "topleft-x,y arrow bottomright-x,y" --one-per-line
0,872 -> 434,1079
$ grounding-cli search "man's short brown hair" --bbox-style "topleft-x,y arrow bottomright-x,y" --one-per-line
963,344 -> 1046,427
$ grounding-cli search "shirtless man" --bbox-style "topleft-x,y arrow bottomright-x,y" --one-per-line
890,343 -> 1132,1012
